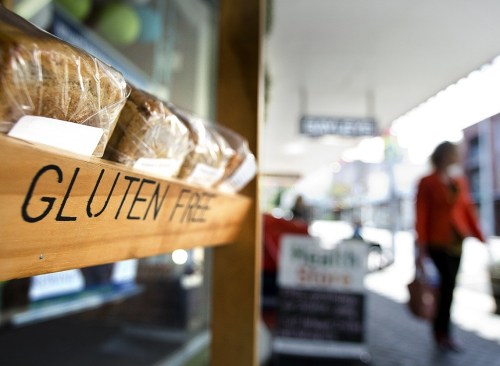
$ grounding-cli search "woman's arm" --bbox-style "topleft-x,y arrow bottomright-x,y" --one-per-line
415,178 -> 430,247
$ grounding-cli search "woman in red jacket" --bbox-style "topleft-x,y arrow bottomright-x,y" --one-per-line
415,141 -> 485,352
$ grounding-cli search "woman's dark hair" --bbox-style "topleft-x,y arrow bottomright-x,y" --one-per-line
430,141 -> 457,168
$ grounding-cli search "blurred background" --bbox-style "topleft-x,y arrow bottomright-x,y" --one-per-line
260,1 -> 500,364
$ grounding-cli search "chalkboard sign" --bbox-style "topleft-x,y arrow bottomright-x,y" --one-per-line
274,236 -> 368,360
277,288 -> 364,343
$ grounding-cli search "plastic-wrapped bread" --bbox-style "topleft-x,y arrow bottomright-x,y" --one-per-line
217,151 -> 256,192
212,125 -> 257,193
0,6 -> 128,156
171,107 -> 235,188
105,87 -> 192,179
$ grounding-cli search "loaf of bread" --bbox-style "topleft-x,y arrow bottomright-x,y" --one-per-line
0,7 -> 128,156
105,87 -> 192,178
212,126 -> 248,181
212,125 -> 257,193
171,107 -> 235,188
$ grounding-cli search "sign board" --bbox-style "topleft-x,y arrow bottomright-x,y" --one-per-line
300,116 -> 377,137
274,235 -> 368,361
0,135 -> 250,281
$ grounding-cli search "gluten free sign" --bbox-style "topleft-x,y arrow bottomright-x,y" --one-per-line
0,135 -> 250,280
21,164 -> 217,224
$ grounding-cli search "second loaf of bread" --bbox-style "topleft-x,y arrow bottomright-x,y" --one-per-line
105,87 -> 193,179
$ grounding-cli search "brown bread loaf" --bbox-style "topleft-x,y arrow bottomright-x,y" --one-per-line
0,6 -> 128,156
105,87 -> 192,178
171,107 -> 235,188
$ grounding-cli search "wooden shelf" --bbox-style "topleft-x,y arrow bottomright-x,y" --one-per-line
0,135 -> 251,281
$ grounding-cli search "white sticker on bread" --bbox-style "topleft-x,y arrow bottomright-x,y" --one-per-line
8,115 -> 103,157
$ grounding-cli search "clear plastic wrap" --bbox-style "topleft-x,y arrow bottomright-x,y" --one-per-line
0,7 -> 128,157
212,125 -> 257,193
171,106 -> 235,188
105,87 -> 193,179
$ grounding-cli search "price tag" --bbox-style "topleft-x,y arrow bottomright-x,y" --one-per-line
134,158 -> 182,178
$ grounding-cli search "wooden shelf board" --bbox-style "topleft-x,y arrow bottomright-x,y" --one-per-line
0,135 -> 251,280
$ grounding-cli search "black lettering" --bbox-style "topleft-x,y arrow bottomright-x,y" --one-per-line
143,183 -> 169,220
115,176 -> 139,219
169,188 -> 190,222
55,167 -> 79,221
128,178 -> 155,220
87,170 -> 120,218
182,191 -> 201,223
21,165 -> 63,223
196,193 -> 215,222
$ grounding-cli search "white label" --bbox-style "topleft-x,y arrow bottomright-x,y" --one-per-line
134,158 -> 182,178
218,154 -> 257,193
29,270 -> 85,301
278,236 -> 367,292
8,116 -> 103,157
186,163 -> 225,187
111,259 -> 138,284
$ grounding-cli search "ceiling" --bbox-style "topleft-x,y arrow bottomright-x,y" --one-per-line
262,0 -> 500,176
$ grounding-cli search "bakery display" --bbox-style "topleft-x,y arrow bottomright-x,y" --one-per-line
105,86 -> 192,179
212,125 -> 257,193
171,107 -> 236,188
0,6 -> 128,157
0,6 -> 256,192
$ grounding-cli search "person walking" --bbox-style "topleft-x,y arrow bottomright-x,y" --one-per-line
415,141 -> 485,352
291,195 -> 311,223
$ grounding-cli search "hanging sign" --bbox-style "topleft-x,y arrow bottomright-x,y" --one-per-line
300,116 -> 377,137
